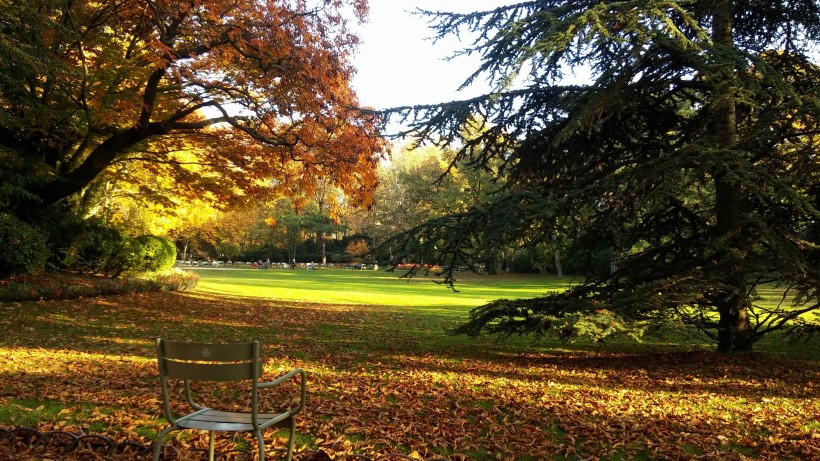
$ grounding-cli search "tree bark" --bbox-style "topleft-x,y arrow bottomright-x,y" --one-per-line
486,251 -> 498,275
716,294 -> 753,352
710,0 -> 753,352
36,126 -> 157,206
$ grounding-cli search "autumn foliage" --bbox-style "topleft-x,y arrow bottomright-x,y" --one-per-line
0,0 -> 385,214
345,239 -> 370,263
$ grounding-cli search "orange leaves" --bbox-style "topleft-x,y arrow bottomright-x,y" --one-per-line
1,294 -> 819,459
17,0 -> 385,210
176,0 -> 387,206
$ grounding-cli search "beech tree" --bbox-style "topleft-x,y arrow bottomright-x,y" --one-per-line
383,1 -> 820,351
0,0 -> 384,216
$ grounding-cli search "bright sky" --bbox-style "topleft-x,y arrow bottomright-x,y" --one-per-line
351,1 -> 512,110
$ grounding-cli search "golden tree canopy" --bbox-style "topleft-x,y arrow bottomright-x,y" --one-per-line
0,0 -> 385,212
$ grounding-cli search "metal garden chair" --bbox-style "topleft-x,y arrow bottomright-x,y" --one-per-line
153,338 -> 306,461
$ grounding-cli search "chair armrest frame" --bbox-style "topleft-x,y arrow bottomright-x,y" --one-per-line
183,379 -> 207,411
258,368 -> 306,415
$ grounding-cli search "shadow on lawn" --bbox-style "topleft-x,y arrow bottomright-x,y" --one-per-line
1,291 -> 818,460
1,291 -> 817,401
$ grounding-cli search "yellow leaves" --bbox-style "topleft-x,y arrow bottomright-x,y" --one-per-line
1,294 -> 819,459
35,0 -> 383,220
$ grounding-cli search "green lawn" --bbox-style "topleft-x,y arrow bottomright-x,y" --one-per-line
192,268 -> 818,357
192,268 -> 578,353
192,268 -> 568,308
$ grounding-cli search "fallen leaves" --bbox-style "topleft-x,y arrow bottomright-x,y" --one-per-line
0,291 -> 818,460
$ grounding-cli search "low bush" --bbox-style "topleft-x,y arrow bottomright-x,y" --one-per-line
151,268 -> 199,291
0,214 -> 48,278
134,235 -> 177,272
56,220 -> 131,277
0,269 -> 199,302
509,251 -> 539,273
103,235 -> 141,277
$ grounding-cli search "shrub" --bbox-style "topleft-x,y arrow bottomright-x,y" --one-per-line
0,214 -> 48,278
57,221 -> 139,277
103,236 -> 141,278
60,223 -> 117,274
0,269 -> 199,302
31,208 -> 83,271
133,235 -> 177,272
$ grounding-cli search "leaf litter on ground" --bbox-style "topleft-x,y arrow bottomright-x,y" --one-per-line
0,291 -> 817,460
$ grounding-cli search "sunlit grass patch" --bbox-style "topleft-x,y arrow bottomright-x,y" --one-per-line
191,268 -> 566,308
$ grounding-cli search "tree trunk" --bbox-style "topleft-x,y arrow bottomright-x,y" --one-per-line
710,1 -> 753,352
716,294 -> 753,352
37,126 -> 156,206
608,229 -> 620,275
486,251 -> 498,275
554,249 -> 563,278
609,246 -> 620,275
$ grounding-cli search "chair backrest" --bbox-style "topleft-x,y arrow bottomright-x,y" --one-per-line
157,339 -> 262,382
156,338 -> 263,423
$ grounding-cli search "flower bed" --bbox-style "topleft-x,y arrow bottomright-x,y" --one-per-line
394,263 -> 443,271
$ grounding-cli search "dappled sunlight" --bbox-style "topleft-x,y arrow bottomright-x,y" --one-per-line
295,350 -> 817,458
0,290 -> 817,459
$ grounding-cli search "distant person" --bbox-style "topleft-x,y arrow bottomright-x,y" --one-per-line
292,258 -> 296,270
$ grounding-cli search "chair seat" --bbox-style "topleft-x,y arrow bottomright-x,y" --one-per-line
177,409 -> 291,432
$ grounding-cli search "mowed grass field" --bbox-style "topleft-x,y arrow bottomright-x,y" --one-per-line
193,268 -> 566,307
0,268 -> 817,460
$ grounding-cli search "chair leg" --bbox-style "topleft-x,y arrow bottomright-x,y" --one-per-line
285,417 -> 296,461
254,430 -> 265,461
152,425 -> 176,461
209,430 -> 215,461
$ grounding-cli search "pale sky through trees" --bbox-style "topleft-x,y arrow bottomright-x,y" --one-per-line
351,1 -> 512,110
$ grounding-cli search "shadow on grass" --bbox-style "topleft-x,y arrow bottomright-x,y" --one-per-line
1,291 -> 818,460
2,291 -> 817,399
